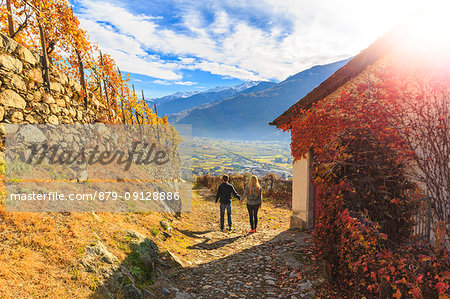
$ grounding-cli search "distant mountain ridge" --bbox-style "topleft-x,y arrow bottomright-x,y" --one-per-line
150,81 -> 272,116
150,91 -> 200,104
174,59 -> 350,140
168,81 -> 277,122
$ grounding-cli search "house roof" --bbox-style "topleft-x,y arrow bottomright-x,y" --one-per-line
270,31 -> 395,129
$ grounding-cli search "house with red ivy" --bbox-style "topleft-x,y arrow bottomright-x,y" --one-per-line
270,13 -> 449,243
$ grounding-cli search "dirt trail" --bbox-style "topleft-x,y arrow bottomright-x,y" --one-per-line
152,188 -> 317,299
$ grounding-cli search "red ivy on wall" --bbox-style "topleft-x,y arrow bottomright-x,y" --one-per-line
289,67 -> 449,297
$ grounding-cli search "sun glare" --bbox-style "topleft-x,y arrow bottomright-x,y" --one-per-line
394,8 -> 450,59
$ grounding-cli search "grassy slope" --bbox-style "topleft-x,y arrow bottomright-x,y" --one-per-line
0,200 -> 169,297
0,160 -> 185,298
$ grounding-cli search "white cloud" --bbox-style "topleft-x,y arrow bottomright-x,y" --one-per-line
189,61 -> 262,81
78,18 -> 181,80
211,11 -> 231,34
153,80 -> 172,85
75,0 -> 447,82
80,19 -> 146,57
153,79 -> 197,86
174,81 -> 197,86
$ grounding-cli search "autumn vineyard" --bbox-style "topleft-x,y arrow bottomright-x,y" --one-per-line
0,0 -> 165,126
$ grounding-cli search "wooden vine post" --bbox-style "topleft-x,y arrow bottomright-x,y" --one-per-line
141,90 -> 147,119
135,111 -> 141,125
154,103 -> 160,142
97,75 -> 111,120
133,85 -> 142,135
6,0 -> 14,37
99,51 -> 112,120
110,82 -> 118,112
132,84 -> 138,125
133,85 -> 140,125
75,49 -> 88,108
117,67 -> 127,124
38,23 -> 51,91
153,103 -> 158,117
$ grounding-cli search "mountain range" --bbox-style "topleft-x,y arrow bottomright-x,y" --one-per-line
152,59 -> 349,140
149,81 -> 271,116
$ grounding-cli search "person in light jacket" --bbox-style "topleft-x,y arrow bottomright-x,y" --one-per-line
242,175 -> 262,233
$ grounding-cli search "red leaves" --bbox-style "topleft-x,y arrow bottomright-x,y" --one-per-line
301,67 -> 450,298
435,282 -> 449,295
293,93 -> 399,163
416,274 -> 424,283
410,287 -> 422,298
390,198 -> 400,206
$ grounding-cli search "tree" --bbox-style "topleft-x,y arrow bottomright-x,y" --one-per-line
384,72 -> 450,246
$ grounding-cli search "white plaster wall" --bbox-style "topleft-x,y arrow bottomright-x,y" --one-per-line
291,150 -> 313,229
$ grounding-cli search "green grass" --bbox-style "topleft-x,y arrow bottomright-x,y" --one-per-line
151,227 -> 159,236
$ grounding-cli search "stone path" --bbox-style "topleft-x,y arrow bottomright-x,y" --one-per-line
151,188 -> 318,299
170,230 -> 316,299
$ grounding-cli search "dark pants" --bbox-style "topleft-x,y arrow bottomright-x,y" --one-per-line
220,203 -> 232,229
247,204 -> 260,230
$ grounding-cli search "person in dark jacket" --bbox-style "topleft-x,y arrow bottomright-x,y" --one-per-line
216,174 -> 241,231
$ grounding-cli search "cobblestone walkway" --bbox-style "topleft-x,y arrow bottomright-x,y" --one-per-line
153,188 -> 318,299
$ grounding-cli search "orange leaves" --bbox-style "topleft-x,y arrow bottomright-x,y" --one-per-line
418,255 -> 431,262
392,288 -> 402,299
395,277 -> 408,285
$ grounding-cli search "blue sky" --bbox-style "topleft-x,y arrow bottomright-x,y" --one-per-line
71,0 -> 446,99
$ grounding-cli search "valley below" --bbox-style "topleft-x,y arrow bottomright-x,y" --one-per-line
187,137 -> 293,178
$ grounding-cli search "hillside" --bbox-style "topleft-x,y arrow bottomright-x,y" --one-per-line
175,59 -> 350,140
0,18 -> 181,299
152,81 -> 275,116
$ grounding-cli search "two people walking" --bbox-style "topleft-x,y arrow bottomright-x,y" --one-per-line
215,174 -> 262,233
